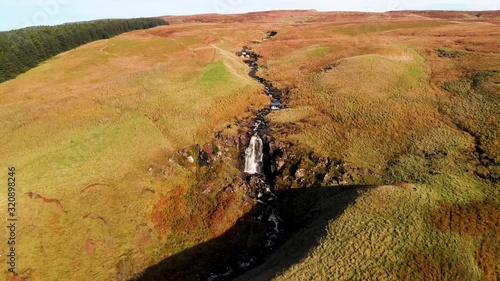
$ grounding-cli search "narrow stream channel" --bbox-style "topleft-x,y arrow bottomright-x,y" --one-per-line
203,31 -> 285,281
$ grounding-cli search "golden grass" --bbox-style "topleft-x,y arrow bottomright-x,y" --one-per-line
0,23 -> 267,280
268,44 -> 434,174
1,10 -> 499,281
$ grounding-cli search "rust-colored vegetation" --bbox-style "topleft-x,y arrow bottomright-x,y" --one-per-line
428,201 -> 500,281
431,201 -> 500,237
400,201 -> 500,281
2,9 -> 499,281
151,186 -> 188,236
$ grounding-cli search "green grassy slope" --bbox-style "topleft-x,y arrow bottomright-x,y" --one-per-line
0,24 -> 267,280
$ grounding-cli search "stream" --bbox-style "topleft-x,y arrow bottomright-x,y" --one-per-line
203,31 -> 285,281
133,31 -> 357,281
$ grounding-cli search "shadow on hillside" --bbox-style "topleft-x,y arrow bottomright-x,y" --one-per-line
132,185 -> 372,281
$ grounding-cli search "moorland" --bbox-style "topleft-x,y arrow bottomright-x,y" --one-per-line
1,9 -> 498,281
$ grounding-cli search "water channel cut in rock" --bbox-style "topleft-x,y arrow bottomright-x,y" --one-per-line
203,30 -> 286,281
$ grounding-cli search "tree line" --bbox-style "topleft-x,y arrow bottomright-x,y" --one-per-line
0,18 -> 169,83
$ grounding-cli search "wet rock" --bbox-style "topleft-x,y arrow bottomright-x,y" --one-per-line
199,157 -> 210,167
247,175 -> 271,197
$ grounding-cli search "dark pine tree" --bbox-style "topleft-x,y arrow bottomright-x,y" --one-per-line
0,18 -> 169,83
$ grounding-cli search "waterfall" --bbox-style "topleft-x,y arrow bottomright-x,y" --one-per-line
244,134 -> 263,174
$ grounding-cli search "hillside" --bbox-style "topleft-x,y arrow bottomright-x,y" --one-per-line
0,18 -> 169,83
0,20 -> 268,280
1,10 -> 499,281
235,10 -> 500,281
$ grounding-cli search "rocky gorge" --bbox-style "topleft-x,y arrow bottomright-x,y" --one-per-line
135,31 -> 368,281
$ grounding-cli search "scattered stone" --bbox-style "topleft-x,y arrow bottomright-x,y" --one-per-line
179,149 -> 189,157
323,173 -> 331,183
161,170 -> 168,178
187,156 -> 194,163
295,168 -> 306,179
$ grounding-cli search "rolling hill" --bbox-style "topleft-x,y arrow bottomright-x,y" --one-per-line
1,10 -> 499,281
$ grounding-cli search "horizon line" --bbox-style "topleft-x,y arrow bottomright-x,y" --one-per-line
1,8 -> 499,32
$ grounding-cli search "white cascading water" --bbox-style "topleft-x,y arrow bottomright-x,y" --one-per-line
244,134 -> 264,174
